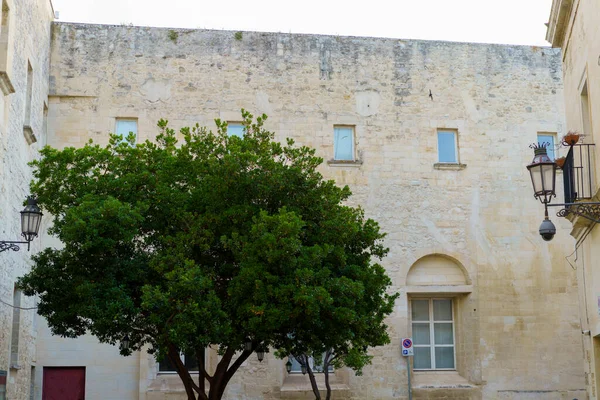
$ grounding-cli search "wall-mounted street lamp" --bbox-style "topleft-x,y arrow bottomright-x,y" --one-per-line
527,142 -> 600,241
256,346 -> 265,362
122,335 -> 131,350
0,197 -> 43,252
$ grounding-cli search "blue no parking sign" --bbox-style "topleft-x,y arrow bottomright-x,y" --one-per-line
402,338 -> 413,356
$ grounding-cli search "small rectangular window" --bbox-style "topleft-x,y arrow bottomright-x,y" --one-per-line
115,119 -> 138,143
411,298 -> 455,370
227,122 -> 245,138
0,0 -> 12,95
42,103 -> 48,143
10,287 -> 22,366
289,354 -> 333,373
581,81 -> 592,137
537,133 -> 556,161
24,61 -> 33,125
334,126 -> 354,161
437,130 -> 457,163
159,350 -> 201,373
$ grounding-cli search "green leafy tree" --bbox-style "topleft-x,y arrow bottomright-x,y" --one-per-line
19,111 -> 398,400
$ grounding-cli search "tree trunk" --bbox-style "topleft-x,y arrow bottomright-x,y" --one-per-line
197,347 -> 207,396
305,355 -> 321,400
167,344 -> 254,400
324,350 -> 332,400
207,347 -> 235,400
206,346 -> 253,400
324,364 -> 332,400
216,349 -> 252,399
168,344 -> 200,400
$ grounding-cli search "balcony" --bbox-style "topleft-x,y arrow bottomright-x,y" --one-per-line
563,143 -> 596,204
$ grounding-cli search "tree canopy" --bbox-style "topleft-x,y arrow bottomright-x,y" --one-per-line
19,111 -> 398,400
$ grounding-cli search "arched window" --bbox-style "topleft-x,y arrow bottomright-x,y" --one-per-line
407,254 -> 471,371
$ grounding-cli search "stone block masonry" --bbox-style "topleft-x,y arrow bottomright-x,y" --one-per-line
35,22 -> 587,399
0,1 -> 53,400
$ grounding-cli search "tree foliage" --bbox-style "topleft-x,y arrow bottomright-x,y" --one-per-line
19,111 -> 398,400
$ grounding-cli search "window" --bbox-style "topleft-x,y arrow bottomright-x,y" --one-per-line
24,61 -> 33,125
411,298 -> 455,370
227,122 -> 245,138
0,0 -> 13,95
437,130 -> 457,163
581,81 -> 592,137
115,119 -> 138,143
10,286 -> 21,366
43,103 -> 48,144
158,350 -> 200,373
334,126 -> 355,161
537,133 -> 556,161
289,354 -> 333,373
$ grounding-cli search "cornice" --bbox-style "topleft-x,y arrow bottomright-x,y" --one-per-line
546,0 -> 574,48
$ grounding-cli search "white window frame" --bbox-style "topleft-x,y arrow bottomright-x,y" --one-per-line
411,298 -> 456,371
227,122 -> 245,137
289,353 -> 334,374
333,125 -> 355,161
115,118 -> 138,144
537,132 -> 557,161
436,129 -> 458,164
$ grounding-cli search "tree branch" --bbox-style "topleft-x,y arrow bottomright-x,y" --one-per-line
209,346 -> 236,399
324,349 -> 332,400
305,355 -> 321,400
220,349 -> 253,393
167,344 -> 205,400
197,347 -> 213,383
196,347 -> 207,395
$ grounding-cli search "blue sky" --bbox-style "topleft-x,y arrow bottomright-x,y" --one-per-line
50,0 -> 554,46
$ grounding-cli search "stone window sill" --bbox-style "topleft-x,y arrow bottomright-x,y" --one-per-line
148,374 -> 205,393
0,71 -> 15,95
327,159 -> 363,167
412,370 -> 476,389
433,163 -> 466,171
280,374 -> 349,395
23,125 -> 37,145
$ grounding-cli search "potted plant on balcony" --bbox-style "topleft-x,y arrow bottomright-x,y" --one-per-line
562,131 -> 580,146
555,156 -> 566,169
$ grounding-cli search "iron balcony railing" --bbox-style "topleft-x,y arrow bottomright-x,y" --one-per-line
563,143 -> 596,204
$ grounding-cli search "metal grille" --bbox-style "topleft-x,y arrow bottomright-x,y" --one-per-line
563,144 -> 596,203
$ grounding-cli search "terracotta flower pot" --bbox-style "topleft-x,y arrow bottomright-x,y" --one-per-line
562,132 -> 580,146
555,156 -> 566,169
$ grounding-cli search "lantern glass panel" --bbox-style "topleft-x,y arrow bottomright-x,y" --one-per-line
529,164 -> 544,194
21,210 -> 41,240
542,164 -> 555,193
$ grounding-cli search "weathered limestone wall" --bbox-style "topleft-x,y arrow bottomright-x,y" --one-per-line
42,23 -> 586,399
0,0 -> 53,399
548,0 -> 600,398
33,317 -> 141,400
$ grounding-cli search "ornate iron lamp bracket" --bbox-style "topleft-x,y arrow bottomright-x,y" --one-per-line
549,202 -> 600,225
0,241 -> 27,253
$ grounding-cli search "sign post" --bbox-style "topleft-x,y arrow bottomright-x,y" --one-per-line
402,338 -> 413,400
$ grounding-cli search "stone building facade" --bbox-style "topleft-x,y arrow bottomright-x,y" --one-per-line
547,0 -> 600,399
0,0 -> 53,399
24,21 -> 587,400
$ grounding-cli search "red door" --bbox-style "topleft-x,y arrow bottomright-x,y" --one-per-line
42,367 -> 85,400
